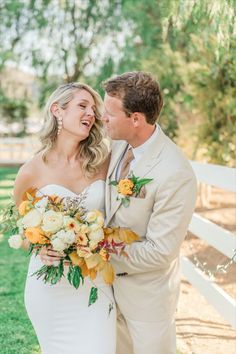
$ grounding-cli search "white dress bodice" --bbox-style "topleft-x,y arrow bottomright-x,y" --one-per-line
38,180 -> 105,214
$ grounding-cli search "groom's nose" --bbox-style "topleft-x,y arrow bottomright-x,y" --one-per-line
101,111 -> 108,123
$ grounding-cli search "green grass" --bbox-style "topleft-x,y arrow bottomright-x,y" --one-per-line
0,167 -> 40,354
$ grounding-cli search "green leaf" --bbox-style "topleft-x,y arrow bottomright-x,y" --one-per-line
121,197 -> 130,208
136,178 -> 153,186
31,261 -> 64,286
88,287 -> 98,306
67,265 -> 83,289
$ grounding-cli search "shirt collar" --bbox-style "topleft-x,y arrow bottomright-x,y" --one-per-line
132,124 -> 159,161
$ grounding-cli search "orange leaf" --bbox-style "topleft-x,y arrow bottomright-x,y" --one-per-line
118,228 -> 140,244
68,251 -> 84,267
22,187 -> 38,201
85,254 -> 102,270
100,262 -> 115,285
88,268 -> 97,280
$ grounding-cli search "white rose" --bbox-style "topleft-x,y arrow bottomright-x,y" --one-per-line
55,230 -> 76,245
8,234 -> 23,249
89,223 -> 101,232
51,237 -> 67,252
89,228 -> 104,243
34,197 -> 48,212
41,210 -> 63,233
22,209 -> 42,228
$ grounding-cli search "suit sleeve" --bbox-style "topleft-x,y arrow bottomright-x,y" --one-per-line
111,170 -> 197,275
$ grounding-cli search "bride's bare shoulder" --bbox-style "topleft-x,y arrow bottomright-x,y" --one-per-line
14,152 -> 44,205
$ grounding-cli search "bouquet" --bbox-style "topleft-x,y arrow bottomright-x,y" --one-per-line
5,188 -> 139,306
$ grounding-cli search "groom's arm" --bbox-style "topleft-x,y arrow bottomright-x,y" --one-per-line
111,170 -> 197,275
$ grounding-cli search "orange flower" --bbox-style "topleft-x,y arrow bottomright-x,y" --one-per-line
76,233 -> 88,246
18,201 -> 31,216
117,179 -> 134,196
25,227 -> 47,244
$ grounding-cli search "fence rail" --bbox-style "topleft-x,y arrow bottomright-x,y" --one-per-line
0,137 -> 39,165
183,161 -> 236,329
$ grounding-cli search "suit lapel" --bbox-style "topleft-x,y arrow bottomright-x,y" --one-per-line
105,141 -> 128,223
106,128 -> 167,225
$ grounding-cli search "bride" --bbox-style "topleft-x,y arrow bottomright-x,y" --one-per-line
13,82 -> 116,354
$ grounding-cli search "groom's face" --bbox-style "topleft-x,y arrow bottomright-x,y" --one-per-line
102,93 -> 134,140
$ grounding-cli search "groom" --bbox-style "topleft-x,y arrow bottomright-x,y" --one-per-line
102,71 -> 197,354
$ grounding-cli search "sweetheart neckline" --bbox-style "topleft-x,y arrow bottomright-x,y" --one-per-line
38,180 -> 105,197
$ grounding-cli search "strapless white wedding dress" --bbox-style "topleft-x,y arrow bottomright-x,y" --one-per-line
24,181 -> 116,354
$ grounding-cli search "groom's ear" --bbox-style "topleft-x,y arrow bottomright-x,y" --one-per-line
131,112 -> 145,127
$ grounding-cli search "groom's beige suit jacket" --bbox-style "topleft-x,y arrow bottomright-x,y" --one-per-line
105,128 -> 197,336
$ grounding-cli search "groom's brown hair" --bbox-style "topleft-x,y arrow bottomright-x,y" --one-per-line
103,71 -> 163,124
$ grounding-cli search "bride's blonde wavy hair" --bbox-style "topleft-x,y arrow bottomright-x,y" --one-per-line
39,82 -> 109,178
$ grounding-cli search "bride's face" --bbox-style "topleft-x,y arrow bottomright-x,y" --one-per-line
60,89 -> 96,140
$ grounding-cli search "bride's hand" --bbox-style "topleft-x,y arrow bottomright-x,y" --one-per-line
39,246 -> 63,266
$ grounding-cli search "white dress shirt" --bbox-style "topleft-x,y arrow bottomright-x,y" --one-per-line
116,124 -> 159,179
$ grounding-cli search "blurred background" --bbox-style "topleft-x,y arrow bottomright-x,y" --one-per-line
0,0 -> 235,165
0,1 -> 235,353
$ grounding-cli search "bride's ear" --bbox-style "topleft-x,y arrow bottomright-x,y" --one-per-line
51,103 -> 61,119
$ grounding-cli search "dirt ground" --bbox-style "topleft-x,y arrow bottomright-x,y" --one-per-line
176,186 -> 236,354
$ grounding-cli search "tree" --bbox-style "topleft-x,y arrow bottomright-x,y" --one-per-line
0,0 -> 125,105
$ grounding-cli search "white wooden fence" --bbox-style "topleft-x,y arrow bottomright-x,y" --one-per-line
1,139 -> 236,328
0,137 -> 40,165
182,161 -> 236,329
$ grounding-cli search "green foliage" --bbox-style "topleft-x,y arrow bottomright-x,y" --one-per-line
0,90 -> 29,135
119,0 -> 236,164
186,35 -> 236,165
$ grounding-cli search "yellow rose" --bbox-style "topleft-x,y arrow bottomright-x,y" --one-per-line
18,201 -> 31,216
85,209 -> 104,223
117,179 -> 134,196
25,227 -> 47,244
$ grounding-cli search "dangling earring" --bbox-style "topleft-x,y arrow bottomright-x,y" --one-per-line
57,116 -> 63,135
